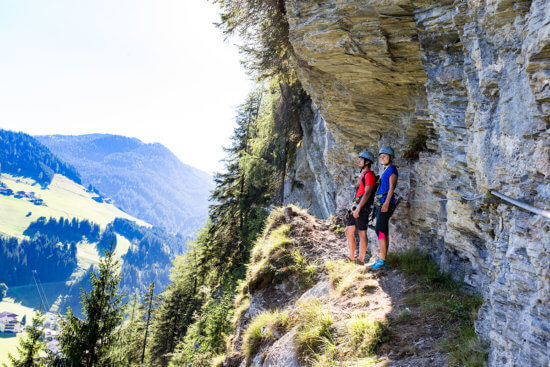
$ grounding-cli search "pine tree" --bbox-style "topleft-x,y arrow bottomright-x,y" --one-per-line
148,254 -> 200,366
115,282 -> 159,366
58,243 -> 124,366
0,283 -> 8,301
140,282 -> 157,364
213,0 -> 293,81
147,84 -> 306,365
6,311 -> 46,367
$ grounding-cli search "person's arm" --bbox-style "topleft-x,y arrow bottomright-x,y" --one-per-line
381,173 -> 397,213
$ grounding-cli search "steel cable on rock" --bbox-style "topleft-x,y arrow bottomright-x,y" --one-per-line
402,193 -> 485,203
397,191 -> 549,219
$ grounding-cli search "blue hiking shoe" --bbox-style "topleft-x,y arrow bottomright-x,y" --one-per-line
369,259 -> 387,270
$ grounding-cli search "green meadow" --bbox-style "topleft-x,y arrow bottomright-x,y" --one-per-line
0,173 -> 146,365
0,173 -> 147,238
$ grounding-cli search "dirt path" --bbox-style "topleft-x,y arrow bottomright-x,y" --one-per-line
284,208 -> 455,366
230,208 -> 469,367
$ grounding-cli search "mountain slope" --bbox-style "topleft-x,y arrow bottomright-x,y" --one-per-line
212,208 -> 484,367
0,129 -> 81,186
37,134 -> 214,235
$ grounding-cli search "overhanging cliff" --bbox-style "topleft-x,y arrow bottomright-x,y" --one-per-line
282,0 -> 549,366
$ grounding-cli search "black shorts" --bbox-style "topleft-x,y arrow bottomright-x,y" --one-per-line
346,207 -> 370,231
375,206 -> 394,236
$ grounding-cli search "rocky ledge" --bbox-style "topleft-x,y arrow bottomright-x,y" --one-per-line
282,1 -> 549,366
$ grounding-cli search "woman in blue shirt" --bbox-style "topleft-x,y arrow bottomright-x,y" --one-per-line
370,146 -> 398,270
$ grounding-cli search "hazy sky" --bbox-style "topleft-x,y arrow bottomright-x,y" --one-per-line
0,0 -> 253,173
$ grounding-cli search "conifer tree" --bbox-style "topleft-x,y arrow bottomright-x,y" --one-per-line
213,0 -> 293,81
140,282 -> 157,364
148,253 -> 200,366
105,292 -> 139,367
0,283 -> 7,301
148,84 -> 306,365
6,311 -> 46,367
58,243 -> 124,366
115,282 -> 159,366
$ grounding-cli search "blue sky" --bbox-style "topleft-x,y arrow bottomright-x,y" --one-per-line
0,0 -> 253,173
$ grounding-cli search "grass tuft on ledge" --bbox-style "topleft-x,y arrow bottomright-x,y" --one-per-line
241,309 -> 291,357
388,249 -> 487,367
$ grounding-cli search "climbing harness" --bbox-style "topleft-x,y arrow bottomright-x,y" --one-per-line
348,170 -> 376,210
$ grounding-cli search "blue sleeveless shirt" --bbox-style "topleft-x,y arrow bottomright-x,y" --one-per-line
377,165 -> 398,204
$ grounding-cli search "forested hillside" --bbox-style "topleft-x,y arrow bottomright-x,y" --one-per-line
83,1 -> 311,364
143,84 -> 307,365
37,134 -> 213,236
113,218 -> 189,294
0,130 -> 81,186
0,234 -> 77,286
0,131 -> 190,331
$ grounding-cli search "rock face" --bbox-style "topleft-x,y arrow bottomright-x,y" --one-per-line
283,101 -> 338,218
284,0 -> 550,365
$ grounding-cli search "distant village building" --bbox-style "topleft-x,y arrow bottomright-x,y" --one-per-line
0,187 -> 13,196
0,312 -> 22,333
43,313 -> 59,330
46,339 -> 60,354
31,198 -> 44,205
43,313 -> 61,354
14,190 -> 26,198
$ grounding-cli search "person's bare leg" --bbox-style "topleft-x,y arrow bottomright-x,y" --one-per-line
379,235 -> 389,261
345,226 -> 356,260
358,230 -> 368,264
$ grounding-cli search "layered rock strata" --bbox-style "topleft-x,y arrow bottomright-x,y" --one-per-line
283,101 -> 338,219
284,0 -> 550,365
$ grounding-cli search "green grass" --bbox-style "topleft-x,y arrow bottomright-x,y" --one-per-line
388,249 -> 456,291
294,299 -> 335,358
241,309 -> 291,357
292,300 -> 386,366
0,173 -> 149,365
245,222 -> 318,292
389,249 -> 487,366
324,260 -> 357,288
324,260 -> 371,297
329,225 -> 345,234
444,325 -> 488,367
113,234 -> 132,259
392,310 -> 413,324
346,315 -> 388,356
0,173 -> 147,238
210,354 -> 226,367
0,332 -> 24,365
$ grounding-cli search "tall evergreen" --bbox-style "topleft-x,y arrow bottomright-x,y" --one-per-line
146,83 -> 305,366
147,253 -> 201,365
0,283 -> 7,301
114,282 -> 159,366
140,282 -> 157,364
5,311 -> 46,367
58,243 -> 124,366
213,0 -> 293,81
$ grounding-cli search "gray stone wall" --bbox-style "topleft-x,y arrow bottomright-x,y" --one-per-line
284,0 -> 550,365
283,101 -> 338,219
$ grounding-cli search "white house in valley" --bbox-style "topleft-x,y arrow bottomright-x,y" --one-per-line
0,311 -> 22,333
